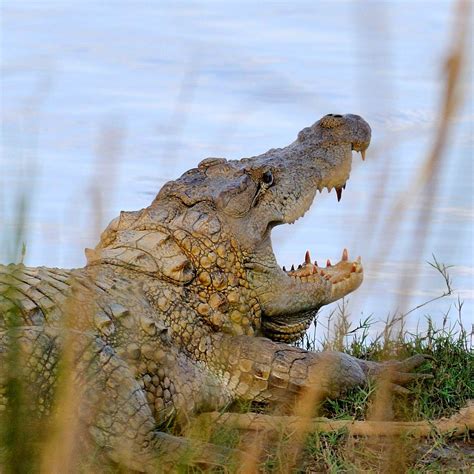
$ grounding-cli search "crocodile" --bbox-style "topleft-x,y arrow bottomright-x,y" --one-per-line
0,113 -> 430,471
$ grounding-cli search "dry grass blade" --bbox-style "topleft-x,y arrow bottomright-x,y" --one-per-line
198,402 -> 474,438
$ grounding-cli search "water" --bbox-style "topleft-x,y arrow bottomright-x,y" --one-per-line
1,1 -> 472,337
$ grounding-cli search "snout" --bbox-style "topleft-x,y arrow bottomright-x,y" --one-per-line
344,114 -> 371,154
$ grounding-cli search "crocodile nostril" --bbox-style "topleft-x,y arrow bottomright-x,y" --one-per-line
334,114 -> 343,118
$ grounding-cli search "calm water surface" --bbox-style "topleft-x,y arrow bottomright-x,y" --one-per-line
1,1 -> 472,337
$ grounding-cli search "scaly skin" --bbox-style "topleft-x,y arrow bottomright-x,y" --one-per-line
0,114 -> 430,471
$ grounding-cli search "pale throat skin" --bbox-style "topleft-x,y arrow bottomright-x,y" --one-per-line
0,114 -> 431,471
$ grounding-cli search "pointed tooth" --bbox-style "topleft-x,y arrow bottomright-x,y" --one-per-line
342,248 -> 349,261
342,183 -> 346,190
298,264 -> 302,269
291,264 -> 295,271
361,149 -> 366,161
336,187 -> 342,202
305,250 -> 311,264
314,260 -> 318,267
283,266 -> 287,272
326,259 -> 332,267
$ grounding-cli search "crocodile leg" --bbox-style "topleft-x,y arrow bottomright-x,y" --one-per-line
85,337 -> 234,471
209,334 -> 430,407
0,327 -> 234,472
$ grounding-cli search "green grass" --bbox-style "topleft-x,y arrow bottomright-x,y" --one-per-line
299,316 -> 473,472
319,316 -> 473,422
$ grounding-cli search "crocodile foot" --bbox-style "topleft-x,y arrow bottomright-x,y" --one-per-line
363,354 -> 434,395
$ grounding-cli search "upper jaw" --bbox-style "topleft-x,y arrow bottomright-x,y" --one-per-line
280,148 -> 360,226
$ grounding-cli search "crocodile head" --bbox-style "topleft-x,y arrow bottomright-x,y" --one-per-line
159,113 -> 370,341
92,113 -> 370,342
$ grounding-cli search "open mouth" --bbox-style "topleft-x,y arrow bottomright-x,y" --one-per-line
258,149 -> 367,343
279,149 -> 367,289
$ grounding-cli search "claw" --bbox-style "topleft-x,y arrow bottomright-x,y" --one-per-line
397,354 -> 432,371
392,372 -> 433,385
390,383 -> 411,395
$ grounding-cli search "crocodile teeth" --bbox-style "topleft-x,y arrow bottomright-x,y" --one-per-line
284,249 -> 362,280
361,149 -> 366,161
336,187 -> 343,202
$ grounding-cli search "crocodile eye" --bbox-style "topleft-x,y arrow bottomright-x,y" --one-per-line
262,170 -> 274,186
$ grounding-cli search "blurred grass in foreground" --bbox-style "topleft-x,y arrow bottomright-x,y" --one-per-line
1,1 -> 472,472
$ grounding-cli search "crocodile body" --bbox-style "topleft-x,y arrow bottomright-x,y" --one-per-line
0,114 -> 429,471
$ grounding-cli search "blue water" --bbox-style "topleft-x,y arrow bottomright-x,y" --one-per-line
1,1 -> 472,338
